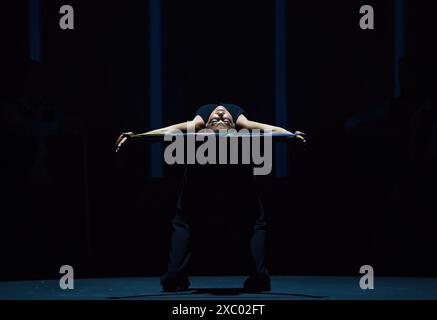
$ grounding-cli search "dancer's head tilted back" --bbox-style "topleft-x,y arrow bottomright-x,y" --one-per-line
205,105 -> 236,131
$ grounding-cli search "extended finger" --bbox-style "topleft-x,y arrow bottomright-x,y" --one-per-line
116,137 -> 127,150
296,135 -> 306,143
116,134 -> 126,146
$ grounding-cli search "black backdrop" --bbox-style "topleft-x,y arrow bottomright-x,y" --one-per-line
0,0 -> 436,281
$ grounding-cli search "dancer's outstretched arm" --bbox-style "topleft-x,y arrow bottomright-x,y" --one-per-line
236,115 -> 307,143
115,116 -> 205,152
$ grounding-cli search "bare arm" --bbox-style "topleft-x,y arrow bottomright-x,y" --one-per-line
134,116 -> 205,136
236,115 -> 306,142
115,116 -> 205,152
236,115 -> 291,134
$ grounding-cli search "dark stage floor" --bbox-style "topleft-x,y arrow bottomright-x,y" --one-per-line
1,276 -> 437,300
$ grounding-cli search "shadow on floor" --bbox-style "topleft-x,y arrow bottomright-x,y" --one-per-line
108,288 -> 328,300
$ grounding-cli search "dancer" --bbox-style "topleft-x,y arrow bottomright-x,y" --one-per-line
116,103 -> 306,292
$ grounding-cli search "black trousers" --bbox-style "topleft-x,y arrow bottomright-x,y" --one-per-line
164,166 -> 269,277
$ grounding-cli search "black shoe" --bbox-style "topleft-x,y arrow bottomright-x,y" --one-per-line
160,273 -> 191,292
243,274 -> 271,293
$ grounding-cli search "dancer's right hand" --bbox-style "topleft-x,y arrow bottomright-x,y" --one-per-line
115,132 -> 134,153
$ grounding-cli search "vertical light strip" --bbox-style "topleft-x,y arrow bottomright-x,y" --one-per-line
29,0 -> 41,62
394,0 -> 406,97
275,0 -> 288,177
149,0 -> 164,177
